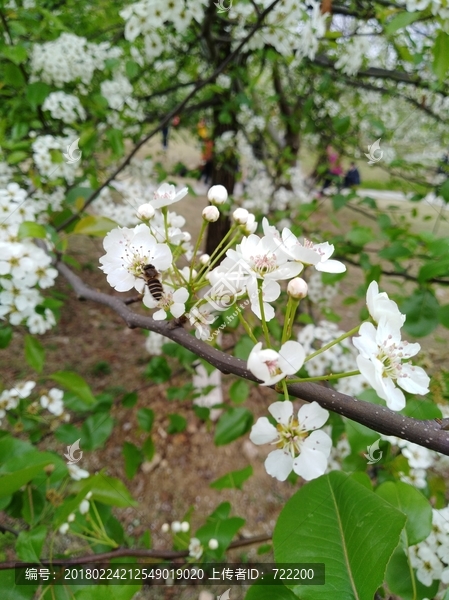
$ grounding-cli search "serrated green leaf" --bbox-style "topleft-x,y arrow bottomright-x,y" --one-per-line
24,335 -> 45,373
376,481 -> 431,546
50,371 -> 96,406
73,215 -> 117,237
274,472 -> 406,599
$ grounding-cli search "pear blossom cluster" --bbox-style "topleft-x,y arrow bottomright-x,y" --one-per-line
0,382 -> 67,427
42,92 -> 86,124
32,134 -> 80,184
409,507 -> 449,588
58,491 -> 93,535
30,32 -> 122,86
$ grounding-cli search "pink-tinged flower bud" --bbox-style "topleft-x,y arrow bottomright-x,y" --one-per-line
199,253 -> 210,265
202,205 -> 220,222
207,185 -> 228,205
287,277 -> 308,299
136,203 -> 155,220
233,208 -> 249,224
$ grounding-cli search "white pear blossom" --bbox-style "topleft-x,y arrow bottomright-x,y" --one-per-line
250,401 -> 331,481
143,286 -> 189,320
281,228 -> 346,273
40,388 -> 64,416
353,318 -> 430,411
247,341 -> 305,386
188,537 -> 203,560
366,281 -> 405,329
68,464 -> 90,481
99,224 -> 172,292
150,183 -> 188,209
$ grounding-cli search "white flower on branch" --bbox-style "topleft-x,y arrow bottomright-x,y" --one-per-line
247,341 -> 305,386
250,401 -> 331,481
150,183 -> 188,209
99,224 -> 172,292
281,228 -> 346,273
366,281 -> 405,330
40,388 -> 64,416
143,286 -> 189,320
353,318 -> 430,411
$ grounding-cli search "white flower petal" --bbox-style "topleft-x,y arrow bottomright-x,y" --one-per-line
268,400 -> 293,424
265,449 -> 293,481
297,402 -> 329,431
250,417 -> 279,445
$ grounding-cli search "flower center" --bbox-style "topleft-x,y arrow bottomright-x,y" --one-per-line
377,335 -> 410,380
250,253 -> 277,275
275,417 -> 308,457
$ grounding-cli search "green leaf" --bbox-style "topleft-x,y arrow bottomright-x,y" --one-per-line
122,442 -> 143,479
50,371 -> 96,406
145,356 -> 171,383
400,398 -> 441,420
385,11 -> 423,34
0,461 -> 54,498
7,150 -> 28,165
74,474 -> 137,507
196,515 -> 245,558
376,481 -> 432,545
229,380 -> 249,404
345,226 -> 374,247
0,325 -> 13,348
386,545 -> 439,600
26,82 -> 51,108
234,335 -> 254,360
2,44 -> 28,65
418,257 -> 449,283
0,569 -> 37,599
332,194 -> 349,210
74,584 -> 141,600
273,472 -> 406,599
142,435 -> 155,461
210,466 -> 253,490
167,413 -> 187,434
18,221 -> 47,240
107,128 -> 124,157
137,408 -> 154,432
15,525 -> 47,562
440,304 -> 449,329
81,413 -> 114,451
433,31 -> 449,81
73,215 -> 118,237
401,289 -> 440,337
4,63 -> 25,87
24,335 -> 45,373
122,392 -> 138,407
214,408 -> 253,446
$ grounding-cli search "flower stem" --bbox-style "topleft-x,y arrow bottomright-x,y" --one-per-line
304,325 -> 360,363
190,219 -> 208,280
282,378 -> 290,401
238,310 -> 258,344
258,279 -> 271,347
287,370 -> 360,384
282,296 -> 300,345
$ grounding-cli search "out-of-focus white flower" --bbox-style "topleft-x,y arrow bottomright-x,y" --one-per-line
145,331 -> 165,355
151,183 -> 188,209
207,185 -> 228,205
40,388 -> 64,416
287,277 -> 308,298
79,499 -> 90,514
59,522 -> 70,535
181,521 -> 190,532
188,537 -> 203,560
161,523 -> 170,533
247,341 -> 305,386
171,521 -> 182,533
250,401 -> 331,481
68,464 -> 90,481
208,538 -> 219,550
202,205 -> 220,222
199,254 -> 210,265
353,318 -> 430,411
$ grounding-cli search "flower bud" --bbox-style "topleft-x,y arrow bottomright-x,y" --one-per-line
199,253 -> 210,265
182,231 -> 192,242
67,513 -> 75,523
208,538 -> 219,550
202,205 -> 220,222
161,523 -> 170,533
207,185 -> 228,205
136,203 -> 155,220
287,277 -> 308,299
79,499 -> 90,514
171,521 -> 182,533
243,213 -> 257,234
59,522 -> 69,535
181,521 -> 190,532
233,208 -> 249,224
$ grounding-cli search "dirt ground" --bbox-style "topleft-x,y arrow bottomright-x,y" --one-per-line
2,133 -> 449,600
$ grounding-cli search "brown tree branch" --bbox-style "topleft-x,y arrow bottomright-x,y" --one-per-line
55,259 -> 449,456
